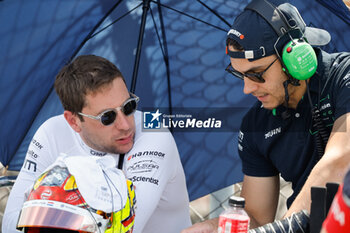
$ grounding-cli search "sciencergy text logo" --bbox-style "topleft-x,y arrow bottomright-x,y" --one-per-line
143,109 -> 221,130
227,29 -> 244,40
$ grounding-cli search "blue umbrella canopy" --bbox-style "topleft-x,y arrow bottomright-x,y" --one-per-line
0,0 -> 349,201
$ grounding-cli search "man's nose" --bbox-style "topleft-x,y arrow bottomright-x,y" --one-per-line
243,77 -> 259,95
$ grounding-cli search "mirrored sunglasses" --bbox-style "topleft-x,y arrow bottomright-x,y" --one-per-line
78,93 -> 140,126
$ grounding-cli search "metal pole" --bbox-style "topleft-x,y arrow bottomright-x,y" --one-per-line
130,0 -> 151,93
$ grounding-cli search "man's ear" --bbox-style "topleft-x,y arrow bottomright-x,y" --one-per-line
64,110 -> 82,133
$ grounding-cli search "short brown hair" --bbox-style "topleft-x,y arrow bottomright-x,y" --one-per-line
54,55 -> 125,118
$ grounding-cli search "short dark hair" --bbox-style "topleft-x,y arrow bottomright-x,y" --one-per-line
226,37 -> 244,51
54,55 -> 126,118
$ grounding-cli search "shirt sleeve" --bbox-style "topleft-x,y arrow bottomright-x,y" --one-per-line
238,114 -> 279,177
2,122 -> 55,233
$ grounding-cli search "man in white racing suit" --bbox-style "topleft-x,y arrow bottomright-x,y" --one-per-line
3,55 -> 191,233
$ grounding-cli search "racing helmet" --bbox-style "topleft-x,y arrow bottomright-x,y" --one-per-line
17,165 -> 136,233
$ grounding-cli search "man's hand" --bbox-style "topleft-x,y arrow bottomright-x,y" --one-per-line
181,218 -> 219,233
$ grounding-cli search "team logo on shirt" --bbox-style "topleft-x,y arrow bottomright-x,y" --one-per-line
127,159 -> 159,174
31,139 -> 43,150
89,149 -> 107,156
127,151 -> 165,161
265,127 -> 282,139
131,176 -> 159,185
320,103 -> 331,111
23,159 -> 37,172
28,150 -> 38,159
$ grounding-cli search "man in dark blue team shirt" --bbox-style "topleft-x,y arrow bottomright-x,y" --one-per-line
226,0 -> 350,229
182,0 -> 350,232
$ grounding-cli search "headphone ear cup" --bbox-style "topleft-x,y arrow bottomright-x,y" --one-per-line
282,39 -> 318,80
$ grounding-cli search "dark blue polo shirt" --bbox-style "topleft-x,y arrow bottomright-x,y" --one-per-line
238,49 -> 350,207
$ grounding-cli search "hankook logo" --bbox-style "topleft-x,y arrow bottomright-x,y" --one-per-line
127,151 -> 165,161
31,139 -> 43,150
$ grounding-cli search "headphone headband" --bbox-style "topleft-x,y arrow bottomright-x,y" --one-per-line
245,0 -> 317,81
245,0 -> 299,37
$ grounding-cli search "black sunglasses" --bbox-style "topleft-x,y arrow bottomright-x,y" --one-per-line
78,93 -> 140,126
225,58 -> 278,83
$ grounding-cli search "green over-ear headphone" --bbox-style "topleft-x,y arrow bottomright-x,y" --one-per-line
245,0 -> 318,81
281,38 -> 317,80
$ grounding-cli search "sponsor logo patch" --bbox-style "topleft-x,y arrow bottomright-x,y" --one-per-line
131,176 -> 159,185
127,150 -> 165,161
127,160 -> 159,174
90,149 -> 107,156
40,190 -> 52,199
23,159 -> 37,172
265,127 -> 282,139
31,139 -> 43,150
227,29 -> 245,39
28,150 -> 38,159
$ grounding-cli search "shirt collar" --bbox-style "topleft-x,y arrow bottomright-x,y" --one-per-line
308,48 -> 326,94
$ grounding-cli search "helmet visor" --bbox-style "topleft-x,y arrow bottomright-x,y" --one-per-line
17,200 -> 107,233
